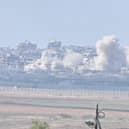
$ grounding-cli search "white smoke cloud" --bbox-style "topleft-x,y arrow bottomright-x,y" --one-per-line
25,49 -> 84,73
25,35 -> 129,74
25,50 -> 54,72
63,51 -> 83,71
94,35 -> 126,72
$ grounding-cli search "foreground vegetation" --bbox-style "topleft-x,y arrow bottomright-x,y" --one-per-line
29,120 -> 50,129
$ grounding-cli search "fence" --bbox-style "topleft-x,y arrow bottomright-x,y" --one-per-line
0,86 -> 128,99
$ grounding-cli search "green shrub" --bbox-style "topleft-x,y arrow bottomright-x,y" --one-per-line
29,120 -> 50,129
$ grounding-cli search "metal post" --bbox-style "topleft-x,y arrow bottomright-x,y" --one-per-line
95,104 -> 102,129
95,104 -> 98,129
85,104 -> 105,129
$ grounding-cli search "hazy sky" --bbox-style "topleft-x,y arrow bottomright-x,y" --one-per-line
0,0 -> 129,48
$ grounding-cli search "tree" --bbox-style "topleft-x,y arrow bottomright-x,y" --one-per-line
29,120 -> 50,129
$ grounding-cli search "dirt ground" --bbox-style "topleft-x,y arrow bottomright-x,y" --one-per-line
0,89 -> 128,129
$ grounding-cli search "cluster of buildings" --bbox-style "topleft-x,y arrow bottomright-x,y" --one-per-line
0,40 -> 128,88
0,40 -> 96,73
0,41 -> 42,72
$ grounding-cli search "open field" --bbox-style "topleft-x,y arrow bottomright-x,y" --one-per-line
0,87 -> 129,129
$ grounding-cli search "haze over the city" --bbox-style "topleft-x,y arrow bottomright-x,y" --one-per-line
0,0 -> 129,88
0,36 -> 128,88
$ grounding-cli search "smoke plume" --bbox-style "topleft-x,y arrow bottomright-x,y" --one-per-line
94,35 -> 126,72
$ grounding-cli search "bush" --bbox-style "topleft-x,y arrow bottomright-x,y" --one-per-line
29,120 -> 50,129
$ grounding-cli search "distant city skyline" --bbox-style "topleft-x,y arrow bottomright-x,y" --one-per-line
0,0 -> 129,48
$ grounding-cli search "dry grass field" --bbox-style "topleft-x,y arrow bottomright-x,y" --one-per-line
0,88 -> 128,129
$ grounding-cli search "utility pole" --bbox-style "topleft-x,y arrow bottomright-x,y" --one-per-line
85,104 -> 105,129
95,104 -> 102,129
